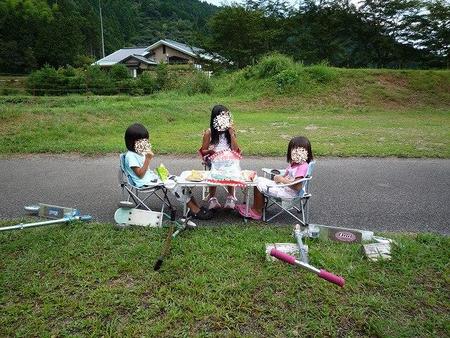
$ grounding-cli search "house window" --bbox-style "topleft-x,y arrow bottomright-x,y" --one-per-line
163,45 -> 166,54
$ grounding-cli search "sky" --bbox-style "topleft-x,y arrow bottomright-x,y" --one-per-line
203,0 -> 361,8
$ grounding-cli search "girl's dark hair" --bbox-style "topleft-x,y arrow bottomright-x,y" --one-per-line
287,136 -> 313,163
124,123 -> 149,152
210,104 -> 231,146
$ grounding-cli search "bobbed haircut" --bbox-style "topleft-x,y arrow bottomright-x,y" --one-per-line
124,123 -> 149,152
210,104 -> 231,145
287,136 -> 313,163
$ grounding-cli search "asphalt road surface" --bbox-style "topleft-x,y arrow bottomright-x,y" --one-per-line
1,155 -> 449,235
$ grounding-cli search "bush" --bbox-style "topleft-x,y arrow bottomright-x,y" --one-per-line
184,71 -> 213,95
137,72 -> 157,94
273,68 -> 300,93
26,64 -> 66,95
304,63 -> 337,83
156,62 -> 169,90
85,66 -> 116,95
110,64 -> 130,81
117,79 -> 140,95
254,53 -> 295,78
58,66 -> 85,93
73,55 -> 95,69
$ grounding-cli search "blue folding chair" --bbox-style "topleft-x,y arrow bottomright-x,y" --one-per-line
118,153 -> 176,220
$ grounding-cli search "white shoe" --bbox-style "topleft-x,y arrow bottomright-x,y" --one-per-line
224,195 -> 237,210
208,197 -> 222,210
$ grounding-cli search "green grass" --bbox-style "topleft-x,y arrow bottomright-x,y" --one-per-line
0,68 -> 449,158
0,220 -> 448,336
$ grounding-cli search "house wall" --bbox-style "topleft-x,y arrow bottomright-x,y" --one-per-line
152,45 -> 195,63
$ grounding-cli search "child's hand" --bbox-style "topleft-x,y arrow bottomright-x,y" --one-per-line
145,150 -> 154,160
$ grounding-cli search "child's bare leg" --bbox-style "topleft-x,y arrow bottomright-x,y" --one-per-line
227,186 -> 235,197
208,186 -> 217,198
186,198 -> 200,214
252,187 -> 265,214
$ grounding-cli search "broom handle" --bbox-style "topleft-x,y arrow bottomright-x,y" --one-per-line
154,225 -> 174,271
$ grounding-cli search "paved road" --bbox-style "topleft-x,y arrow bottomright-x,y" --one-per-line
0,155 -> 449,234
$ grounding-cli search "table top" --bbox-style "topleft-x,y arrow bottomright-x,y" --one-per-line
175,170 -> 258,187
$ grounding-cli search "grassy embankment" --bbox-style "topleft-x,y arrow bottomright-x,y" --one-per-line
0,63 -> 449,158
0,220 -> 448,336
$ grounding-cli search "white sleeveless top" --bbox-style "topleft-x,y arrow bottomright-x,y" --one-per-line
212,133 -> 231,152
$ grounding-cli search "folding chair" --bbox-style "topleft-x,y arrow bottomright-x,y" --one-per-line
261,161 -> 316,225
118,153 -> 176,222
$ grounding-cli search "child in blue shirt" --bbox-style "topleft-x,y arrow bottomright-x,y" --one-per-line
124,123 -> 213,220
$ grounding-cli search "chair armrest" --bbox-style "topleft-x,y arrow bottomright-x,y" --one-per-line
261,168 -> 286,178
266,176 -> 311,190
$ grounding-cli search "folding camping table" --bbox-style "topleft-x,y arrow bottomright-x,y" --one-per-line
175,171 -> 259,221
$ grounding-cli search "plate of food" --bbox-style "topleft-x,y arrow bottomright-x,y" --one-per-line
186,170 -> 207,182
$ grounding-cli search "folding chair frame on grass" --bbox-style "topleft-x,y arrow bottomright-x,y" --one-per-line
261,161 -> 315,226
118,153 -> 176,225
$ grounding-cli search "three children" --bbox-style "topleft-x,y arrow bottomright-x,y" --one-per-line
124,106 -> 313,222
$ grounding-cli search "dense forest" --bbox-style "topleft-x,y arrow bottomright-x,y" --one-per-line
0,0 -> 448,74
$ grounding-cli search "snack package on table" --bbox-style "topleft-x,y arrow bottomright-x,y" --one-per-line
155,163 -> 169,182
207,150 -> 246,186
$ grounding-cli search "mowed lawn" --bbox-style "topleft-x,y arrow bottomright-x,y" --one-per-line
0,221 -> 448,336
1,68 -> 449,158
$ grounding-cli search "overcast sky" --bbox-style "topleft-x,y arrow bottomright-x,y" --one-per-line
203,0 -> 361,8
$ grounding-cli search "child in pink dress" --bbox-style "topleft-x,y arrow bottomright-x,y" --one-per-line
200,105 -> 241,210
236,136 -> 313,220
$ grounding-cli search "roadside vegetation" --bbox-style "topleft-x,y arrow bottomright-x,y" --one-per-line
0,220 -> 448,336
1,55 -> 449,158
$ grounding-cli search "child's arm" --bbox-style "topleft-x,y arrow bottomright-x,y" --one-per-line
228,124 -> 239,152
132,151 -> 154,178
274,175 -> 295,184
274,174 -> 303,191
200,129 -> 214,156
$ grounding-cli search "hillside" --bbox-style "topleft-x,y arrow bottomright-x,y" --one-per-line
0,0 -> 218,73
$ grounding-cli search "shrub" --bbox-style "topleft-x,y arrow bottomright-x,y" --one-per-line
184,71 -> 213,95
254,53 -> 295,78
273,68 -> 300,93
117,79 -> 139,95
110,64 -> 130,81
73,55 -> 95,69
304,63 -> 337,83
137,72 -> 158,94
156,62 -> 169,90
85,66 -> 116,95
26,64 -> 66,95
58,66 -> 85,93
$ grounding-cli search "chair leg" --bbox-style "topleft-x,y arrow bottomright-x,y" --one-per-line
264,198 -> 307,225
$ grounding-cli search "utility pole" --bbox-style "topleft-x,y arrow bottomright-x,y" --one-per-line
99,0 -> 105,58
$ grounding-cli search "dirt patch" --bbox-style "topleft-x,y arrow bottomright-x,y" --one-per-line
107,274 -> 135,288
377,74 -> 409,89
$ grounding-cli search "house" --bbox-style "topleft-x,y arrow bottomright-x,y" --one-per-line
93,39 -> 221,77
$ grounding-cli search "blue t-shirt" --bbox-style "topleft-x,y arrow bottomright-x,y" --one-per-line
124,151 -> 158,187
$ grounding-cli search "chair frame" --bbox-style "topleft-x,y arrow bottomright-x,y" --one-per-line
118,153 -> 176,221
261,161 -> 315,225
